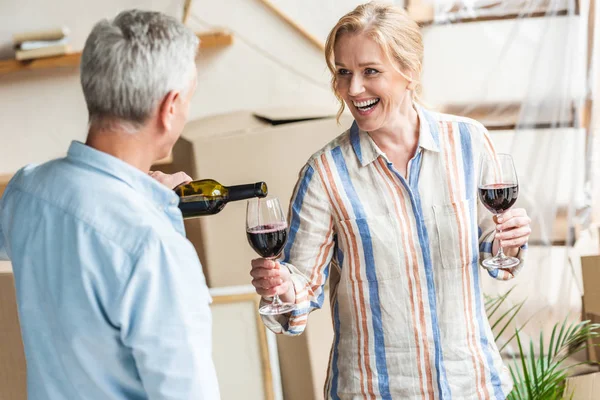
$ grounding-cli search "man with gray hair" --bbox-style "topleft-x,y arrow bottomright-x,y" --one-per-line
0,10 -> 219,399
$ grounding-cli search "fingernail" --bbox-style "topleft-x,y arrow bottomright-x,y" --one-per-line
497,217 -> 503,223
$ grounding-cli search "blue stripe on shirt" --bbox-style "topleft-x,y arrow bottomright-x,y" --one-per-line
332,147 -> 391,399
459,122 -> 504,399
312,264 -> 330,309
350,122 -> 362,164
480,241 -> 493,254
402,132 -> 452,399
423,108 -> 441,147
283,165 -> 314,263
330,299 -> 342,400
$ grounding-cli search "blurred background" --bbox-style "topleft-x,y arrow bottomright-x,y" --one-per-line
1,0 -> 600,398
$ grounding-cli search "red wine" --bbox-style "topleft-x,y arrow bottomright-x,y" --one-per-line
478,183 -> 519,214
246,223 -> 288,259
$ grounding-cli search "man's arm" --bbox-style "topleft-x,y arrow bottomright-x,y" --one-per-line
118,231 -> 219,400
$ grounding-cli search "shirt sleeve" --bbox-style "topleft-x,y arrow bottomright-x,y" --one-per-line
0,192 -> 9,261
477,125 -> 526,280
0,221 -> 8,261
260,162 -> 336,336
118,231 -> 219,400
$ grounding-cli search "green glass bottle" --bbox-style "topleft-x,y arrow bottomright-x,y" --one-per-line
175,179 -> 268,218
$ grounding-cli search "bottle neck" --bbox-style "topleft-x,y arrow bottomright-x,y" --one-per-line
228,182 -> 267,201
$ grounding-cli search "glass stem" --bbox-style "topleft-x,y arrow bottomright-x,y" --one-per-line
272,294 -> 282,307
496,228 -> 506,259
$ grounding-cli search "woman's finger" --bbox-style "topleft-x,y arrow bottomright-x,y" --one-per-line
497,216 -> 531,231
251,258 -> 278,269
497,226 -> 531,241
253,281 -> 289,298
500,236 -> 529,249
250,268 -> 281,279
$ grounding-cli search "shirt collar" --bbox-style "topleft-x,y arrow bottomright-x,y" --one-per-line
351,103 -> 441,167
415,103 -> 440,153
66,141 -> 179,208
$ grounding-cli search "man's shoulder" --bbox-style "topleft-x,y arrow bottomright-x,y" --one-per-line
4,159 -> 176,256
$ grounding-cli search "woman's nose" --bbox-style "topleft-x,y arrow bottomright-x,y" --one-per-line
348,75 -> 365,96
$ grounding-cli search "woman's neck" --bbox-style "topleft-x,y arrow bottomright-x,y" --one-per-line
370,100 -> 420,156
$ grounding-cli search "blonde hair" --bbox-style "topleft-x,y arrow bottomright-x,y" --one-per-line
324,1 -> 424,121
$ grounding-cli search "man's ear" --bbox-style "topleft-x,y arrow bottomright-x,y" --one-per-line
158,90 -> 180,131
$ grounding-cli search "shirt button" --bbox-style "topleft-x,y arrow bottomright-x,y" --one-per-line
170,199 -> 178,206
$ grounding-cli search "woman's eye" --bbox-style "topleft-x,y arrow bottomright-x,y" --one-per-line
337,69 -> 351,76
365,68 -> 379,75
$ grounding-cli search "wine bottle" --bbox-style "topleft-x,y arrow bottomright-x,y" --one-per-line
175,179 -> 268,218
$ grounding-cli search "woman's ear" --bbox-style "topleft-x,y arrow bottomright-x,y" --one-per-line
404,70 -> 416,90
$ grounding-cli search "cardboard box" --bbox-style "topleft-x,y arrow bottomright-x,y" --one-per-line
0,262 -> 27,400
0,174 -> 12,198
276,289 -> 333,400
162,108 -> 352,288
581,226 -> 600,362
564,371 -> 600,399
155,108 -> 346,399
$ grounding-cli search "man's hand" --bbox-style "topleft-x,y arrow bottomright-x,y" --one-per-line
149,170 -> 192,189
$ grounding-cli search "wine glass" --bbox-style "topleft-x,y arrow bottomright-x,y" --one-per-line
246,197 -> 296,315
478,153 -> 520,270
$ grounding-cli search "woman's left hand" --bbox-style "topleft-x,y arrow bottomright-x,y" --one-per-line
493,208 -> 531,256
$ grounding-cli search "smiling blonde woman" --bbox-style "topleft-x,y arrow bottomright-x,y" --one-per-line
249,2 -> 532,399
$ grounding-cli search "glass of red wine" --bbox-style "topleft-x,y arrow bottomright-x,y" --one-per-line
246,197 -> 296,315
478,153 -> 520,270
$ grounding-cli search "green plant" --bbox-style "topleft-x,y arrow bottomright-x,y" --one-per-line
484,286 -> 527,353
508,319 -> 600,399
485,288 -> 600,399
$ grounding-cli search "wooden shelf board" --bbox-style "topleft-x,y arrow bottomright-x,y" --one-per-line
407,0 -> 579,27
438,101 -> 579,131
0,30 -> 233,76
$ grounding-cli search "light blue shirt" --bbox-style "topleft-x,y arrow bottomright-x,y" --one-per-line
0,141 -> 219,400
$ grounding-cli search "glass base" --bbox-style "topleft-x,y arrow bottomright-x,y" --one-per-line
259,302 -> 296,316
482,255 -> 520,270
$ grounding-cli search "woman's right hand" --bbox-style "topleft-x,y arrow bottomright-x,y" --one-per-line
250,258 -> 295,303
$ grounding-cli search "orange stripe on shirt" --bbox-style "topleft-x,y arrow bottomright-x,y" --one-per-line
374,159 -> 429,398
309,217 -> 335,291
378,158 -> 435,397
444,122 -> 488,399
319,154 -> 372,398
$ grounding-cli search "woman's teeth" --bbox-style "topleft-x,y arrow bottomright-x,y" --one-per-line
353,98 -> 380,111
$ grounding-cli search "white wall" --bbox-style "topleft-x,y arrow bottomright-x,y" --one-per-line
421,15 -> 587,106
0,0 -> 368,175
0,1 -> 592,210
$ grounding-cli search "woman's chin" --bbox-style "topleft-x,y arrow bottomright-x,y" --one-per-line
354,119 -> 381,133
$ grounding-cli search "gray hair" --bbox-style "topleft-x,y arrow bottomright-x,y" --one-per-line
80,10 -> 199,132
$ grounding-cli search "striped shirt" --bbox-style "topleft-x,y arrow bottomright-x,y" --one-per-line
261,104 -> 526,399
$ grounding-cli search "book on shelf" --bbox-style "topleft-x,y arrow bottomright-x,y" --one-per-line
18,37 -> 69,51
12,27 -> 70,45
15,44 -> 72,61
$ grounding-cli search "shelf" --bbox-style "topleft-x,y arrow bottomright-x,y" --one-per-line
407,0 -> 578,27
0,30 -> 233,76
438,101 -> 579,131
